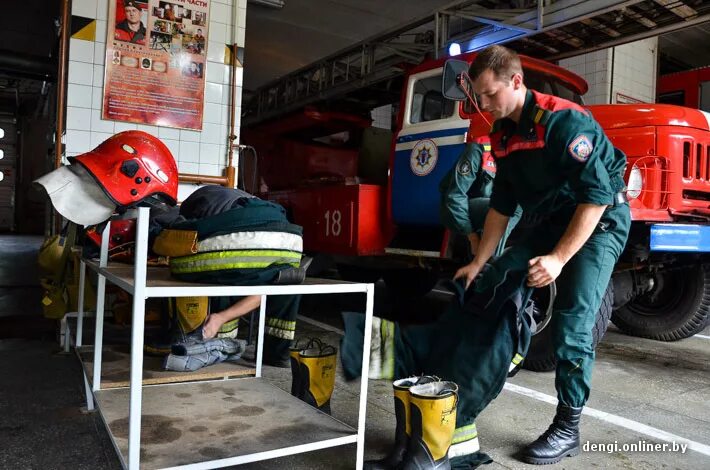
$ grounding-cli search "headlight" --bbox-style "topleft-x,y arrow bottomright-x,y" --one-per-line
627,164 -> 643,199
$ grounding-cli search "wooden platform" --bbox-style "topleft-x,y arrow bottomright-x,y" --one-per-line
78,345 -> 256,389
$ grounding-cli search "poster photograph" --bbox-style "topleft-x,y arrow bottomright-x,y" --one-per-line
103,0 -> 210,130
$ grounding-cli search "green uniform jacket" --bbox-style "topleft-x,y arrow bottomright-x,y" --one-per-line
489,89 -> 626,225
439,136 -> 496,235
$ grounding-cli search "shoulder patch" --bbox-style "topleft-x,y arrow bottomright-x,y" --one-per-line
568,135 -> 593,162
457,159 -> 472,176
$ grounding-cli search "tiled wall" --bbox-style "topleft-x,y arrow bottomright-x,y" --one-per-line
66,0 -> 246,192
559,50 -> 611,105
610,38 -> 657,104
559,38 -> 657,105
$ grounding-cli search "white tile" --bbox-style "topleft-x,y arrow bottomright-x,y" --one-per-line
180,129 -> 201,142
92,85 -> 103,110
205,62 -> 226,83
114,122 -> 137,132
220,104 -> 230,125
68,60 -> 94,86
236,26 -> 245,47
70,39 -> 95,63
158,127 -> 181,140
237,6 -> 246,28
210,23 -> 227,45
91,108 -> 115,133
65,129 -> 92,153
94,42 -> 106,65
178,162 -> 199,174
207,41 -> 225,63
68,84 -> 93,108
66,106 -> 92,130
199,143 -> 222,165
91,131 -> 114,149
234,66 -> 243,86
205,82 -> 223,104
222,85 -> 238,105
97,0 -> 108,20
179,141 -> 200,162
95,20 -> 108,43
199,163 -> 222,176
162,139 -> 180,160
136,124 -> 159,134
72,0 -> 96,18
203,102 -> 221,124
212,3 -> 231,24
93,65 -> 105,87
200,122 -> 222,144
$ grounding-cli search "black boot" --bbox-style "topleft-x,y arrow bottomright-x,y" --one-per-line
520,404 -> 582,465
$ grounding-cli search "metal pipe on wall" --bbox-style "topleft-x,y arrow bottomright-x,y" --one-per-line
55,0 -> 70,171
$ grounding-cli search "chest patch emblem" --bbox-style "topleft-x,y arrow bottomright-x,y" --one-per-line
568,135 -> 593,162
410,139 -> 438,176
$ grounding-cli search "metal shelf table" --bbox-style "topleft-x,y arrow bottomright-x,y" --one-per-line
75,207 -> 374,469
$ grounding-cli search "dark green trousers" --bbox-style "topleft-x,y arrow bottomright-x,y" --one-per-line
495,203 -> 630,406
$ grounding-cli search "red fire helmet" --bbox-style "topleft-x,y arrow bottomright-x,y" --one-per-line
85,219 -> 136,251
71,130 -> 178,207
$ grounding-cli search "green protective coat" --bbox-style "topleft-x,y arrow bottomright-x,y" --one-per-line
439,140 -> 521,258
488,89 -> 631,406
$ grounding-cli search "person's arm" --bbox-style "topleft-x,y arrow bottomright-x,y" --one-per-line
440,142 -> 483,236
203,295 -> 262,339
527,203 -> 606,287
454,208 -> 510,288
527,110 -> 621,287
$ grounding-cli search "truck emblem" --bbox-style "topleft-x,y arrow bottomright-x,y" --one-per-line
410,139 -> 438,176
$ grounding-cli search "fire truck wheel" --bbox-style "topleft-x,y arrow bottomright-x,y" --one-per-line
523,281 -> 613,372
611,264 -> 710,341
336,264 -> 382,283
382,268 -> 438,298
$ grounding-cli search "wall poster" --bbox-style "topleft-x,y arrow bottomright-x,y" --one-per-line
103,0 -> 210,130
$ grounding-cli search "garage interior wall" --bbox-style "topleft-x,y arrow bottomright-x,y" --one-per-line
560,38 -> 658,105
66,0 -> 246,196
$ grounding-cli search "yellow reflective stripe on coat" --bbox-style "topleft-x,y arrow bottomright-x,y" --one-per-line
381,318 -> 396,380
266,316 -> 296,340
170,250 -> 301,273
452,422 -> 478,444
512,353 -> 524,365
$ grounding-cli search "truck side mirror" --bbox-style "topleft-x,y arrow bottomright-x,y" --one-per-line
442,59 -> 469,101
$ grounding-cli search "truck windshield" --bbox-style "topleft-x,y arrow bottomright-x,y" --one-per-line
462,68 -> 583,114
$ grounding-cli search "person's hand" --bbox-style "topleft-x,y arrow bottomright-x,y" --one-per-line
527,254 -> 564,288
454,261 -> 484,289
202,313 -> 224,339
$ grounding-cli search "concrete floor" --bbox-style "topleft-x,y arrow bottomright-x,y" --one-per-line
1,234 -> 709,469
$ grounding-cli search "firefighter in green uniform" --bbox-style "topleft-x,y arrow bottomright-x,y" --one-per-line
439,135 -> 521,258
454,45 -> 631,465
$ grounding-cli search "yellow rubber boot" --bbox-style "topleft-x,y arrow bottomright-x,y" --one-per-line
364,376 -> 438,470
401,381 -> 458,470
289,338 -> 323,399
299,343 -> 337,414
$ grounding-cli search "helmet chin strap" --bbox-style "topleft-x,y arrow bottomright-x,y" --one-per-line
459,71 -> 492,129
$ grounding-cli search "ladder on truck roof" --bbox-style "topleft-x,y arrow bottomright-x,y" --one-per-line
243,0 -> 710,126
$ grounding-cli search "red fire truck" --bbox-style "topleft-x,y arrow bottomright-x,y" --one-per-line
658,66 -> 710,111
244,51 -> 710,370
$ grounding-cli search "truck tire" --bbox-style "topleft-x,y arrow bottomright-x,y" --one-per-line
523,282 -> 613,372
382,268 -> 438,298
611,264 -> 710,341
